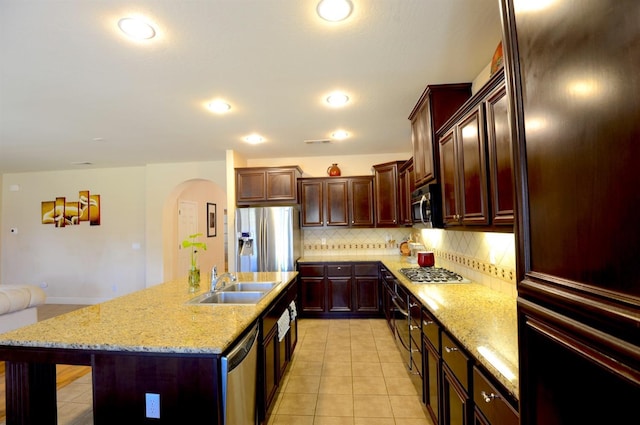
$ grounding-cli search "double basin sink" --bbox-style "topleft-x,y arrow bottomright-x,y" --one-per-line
187,281 -> 280,305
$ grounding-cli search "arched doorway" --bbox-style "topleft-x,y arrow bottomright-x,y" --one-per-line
162,179 -> 227,282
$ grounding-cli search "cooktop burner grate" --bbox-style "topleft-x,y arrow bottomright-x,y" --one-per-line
398,267 -> 468,283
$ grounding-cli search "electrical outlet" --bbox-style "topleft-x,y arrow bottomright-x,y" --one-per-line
145,393 -> 160,419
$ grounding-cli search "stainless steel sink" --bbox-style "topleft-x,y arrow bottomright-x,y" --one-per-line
221,281 -> 280,292
188,291 -> 266,304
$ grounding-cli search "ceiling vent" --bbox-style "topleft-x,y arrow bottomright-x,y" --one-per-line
304,139 -> 331,145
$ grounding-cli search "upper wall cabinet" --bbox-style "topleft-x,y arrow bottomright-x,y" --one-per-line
298,177 -> 374,228
373,160 -> 409,227
437,70 -> 513,229
408,84 -> 472,187
398,158 -> 415,226
236,166 -> 302,206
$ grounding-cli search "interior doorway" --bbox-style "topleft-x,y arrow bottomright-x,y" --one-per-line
177,201 -> 198,278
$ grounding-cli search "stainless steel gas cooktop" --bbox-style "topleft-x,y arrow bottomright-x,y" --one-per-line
398,267 -> 469,284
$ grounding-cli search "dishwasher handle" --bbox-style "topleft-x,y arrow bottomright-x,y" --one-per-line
223,323 -> 259,373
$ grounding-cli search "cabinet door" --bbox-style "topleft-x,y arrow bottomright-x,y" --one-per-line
263,327 -> 278,414
299,180 -> 323,227
374,162 -> 402,226
457,107 -> 489,225
327,278 -> 352,312
325,179 -> 349,226
399,160 -> 414,225
266,169 -> 297,202
440,129 -> 459,224
299,277 -> 325,313
354,277 -> 379,313
236,170 -> 266,203
411,103 -> 430,185
442,366 -> 470,425
485,84 -> 514,225
349,177 -> 375,227
423,338 -> 440,425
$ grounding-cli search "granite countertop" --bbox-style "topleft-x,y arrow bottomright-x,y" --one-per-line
300,255 -> 519,400
0,271 -> 297,355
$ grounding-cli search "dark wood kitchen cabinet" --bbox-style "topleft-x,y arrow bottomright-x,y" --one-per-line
398,158 -> 415,225
298,177 -> 374,228
501,0 -> 640,423
409,84 -> 472,187
438,70 -> 513,228
259,280 -> 298,423
472,367 -> 518,425
236,166 -> 302,205
373,160 -> 407,227
297,262 -> 381,318
422,308 -> 441,425
441,331 -> 472,425
439,106 -> 490,226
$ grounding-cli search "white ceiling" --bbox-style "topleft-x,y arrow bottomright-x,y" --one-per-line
0,0 -> 502,174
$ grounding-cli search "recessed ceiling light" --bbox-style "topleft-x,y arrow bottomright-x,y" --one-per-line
331,130 -> 349,140
317,0 -> 353,22
118,17 -> 156,40
326,92 -> 349,107
207,100 -> 231,114
244,134 -> 265,144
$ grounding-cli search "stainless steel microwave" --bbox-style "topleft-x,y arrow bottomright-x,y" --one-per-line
411,184 -> 442,228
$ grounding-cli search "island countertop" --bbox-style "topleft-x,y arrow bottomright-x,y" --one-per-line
0,271 -> 297,355
299,255 -> 519,400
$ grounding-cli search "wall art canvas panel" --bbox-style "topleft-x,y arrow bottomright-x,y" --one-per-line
90,194 -> 101,226
55,197 -> 66,228
207,203 -> 216,237
79,190 -> 90,222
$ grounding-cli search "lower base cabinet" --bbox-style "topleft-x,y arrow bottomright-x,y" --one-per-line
298,262 -> 381,318
259,280 -> 298,424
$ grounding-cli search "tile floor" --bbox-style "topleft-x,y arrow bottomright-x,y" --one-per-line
7,306 -> 433,425
267,318 -> 434,425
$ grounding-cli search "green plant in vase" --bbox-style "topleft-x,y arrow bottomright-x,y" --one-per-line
182,232 -> 207,292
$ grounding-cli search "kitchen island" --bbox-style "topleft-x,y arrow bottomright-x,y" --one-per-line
0,271 -> 297,424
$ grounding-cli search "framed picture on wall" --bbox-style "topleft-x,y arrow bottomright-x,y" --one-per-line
207,203 -> 216,237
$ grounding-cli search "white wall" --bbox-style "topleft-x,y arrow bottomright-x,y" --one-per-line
247,153 -> 411,178
1,168 -> 146,303
0,161 -> 227,304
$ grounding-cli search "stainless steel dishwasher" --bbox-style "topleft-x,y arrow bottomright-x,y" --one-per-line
221,323 -> 259,425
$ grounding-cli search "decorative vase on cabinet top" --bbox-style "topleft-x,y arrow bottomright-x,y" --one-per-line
327,163 -> 341,176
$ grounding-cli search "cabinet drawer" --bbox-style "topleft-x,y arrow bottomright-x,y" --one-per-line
442,331 -> 470,391
327,264 -> 353,277
354,263 -> 378,277
421,309 -> 440,351
473,367 -> 518,425
299,264 -> 324,277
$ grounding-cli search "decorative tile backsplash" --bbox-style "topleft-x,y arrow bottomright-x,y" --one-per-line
302,227 -> 517,298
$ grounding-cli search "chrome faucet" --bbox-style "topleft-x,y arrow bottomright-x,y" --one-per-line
210,265 -> 236,292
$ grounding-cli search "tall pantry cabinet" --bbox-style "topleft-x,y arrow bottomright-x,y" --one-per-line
501,0 -> 640,423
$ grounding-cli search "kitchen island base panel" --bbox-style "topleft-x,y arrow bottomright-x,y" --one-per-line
5,362 -> 57,425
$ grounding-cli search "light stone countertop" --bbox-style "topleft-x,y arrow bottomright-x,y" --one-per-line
300,255 -> 519,400
0,271 -> 297,355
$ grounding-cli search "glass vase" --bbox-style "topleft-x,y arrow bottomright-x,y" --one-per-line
188,267 -> 200,293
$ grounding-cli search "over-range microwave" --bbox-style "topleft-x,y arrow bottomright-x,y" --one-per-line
411,184 -> 442,228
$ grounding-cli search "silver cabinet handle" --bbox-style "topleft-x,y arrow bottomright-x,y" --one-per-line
423,320 -> 434,326
410,324 -> 420,331
444,346 -> 458,353
481,391 -> 499,403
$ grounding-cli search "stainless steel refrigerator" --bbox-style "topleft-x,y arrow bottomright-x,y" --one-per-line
235,206 -> 301,272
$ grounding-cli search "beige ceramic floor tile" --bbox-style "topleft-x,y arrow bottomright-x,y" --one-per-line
381,361 -> 409,378
378,349 -> 403,363
353,394 -> 394,418
300,339 -> 328,351
385,376 -> 419,396
315,394 -> 354,417
291,361 -> 324,376
394,418 -> 436,425
294,349 -> 326,363
313,416 -> 355,425
276,393 -> 318,416
389,395 -> 429,419
354,418 -> 395,425
285,375 -> 322,394
269,414 -> 315,425
326,339 -> 352,351
352,362 -> 383,377
351,350 -> 379,363
319,376 -> 353,395
352,376 -> 387,395
322,361 -> 352,377
324,349 -> 351,362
